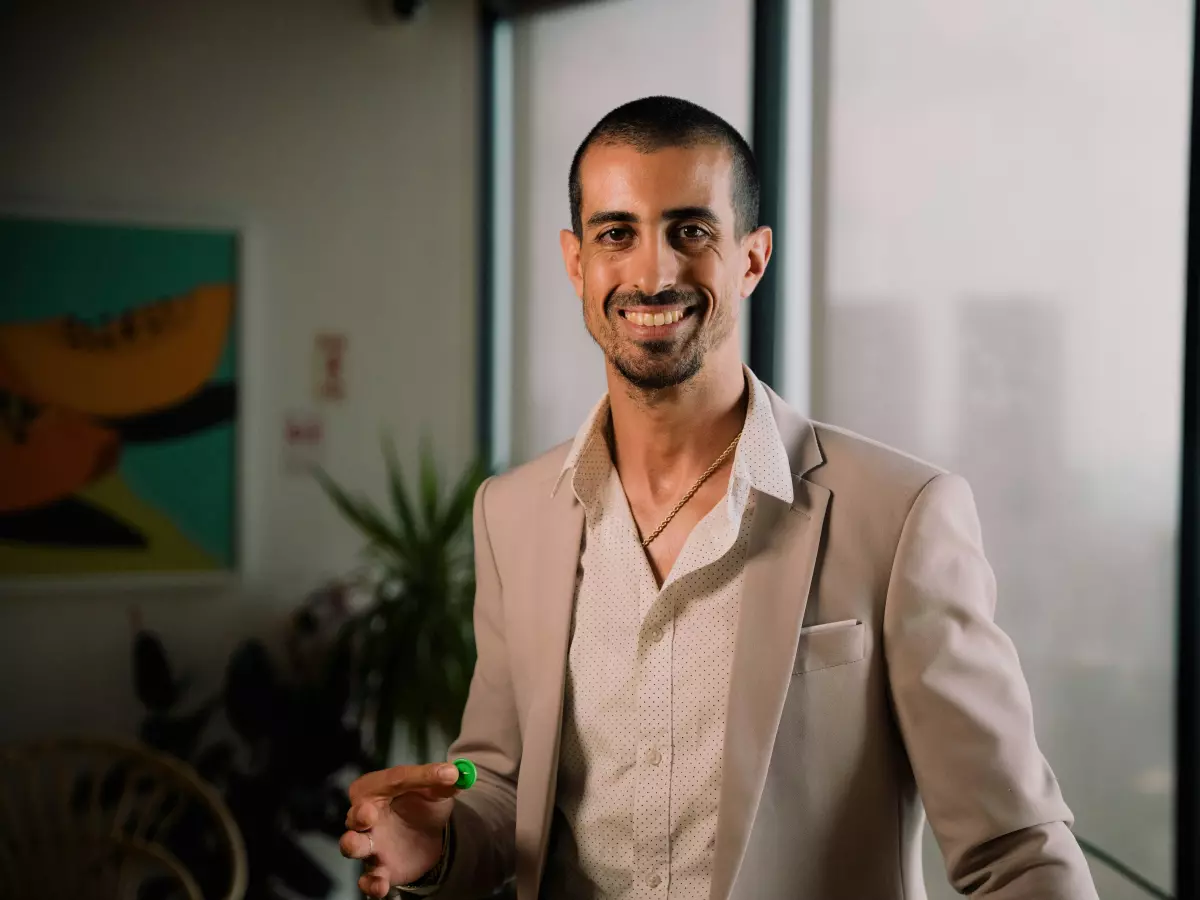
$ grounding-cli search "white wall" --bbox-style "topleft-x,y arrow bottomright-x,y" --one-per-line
507,0 -> 754,462
0,0 -> 478,887
816,1 -> 1191,895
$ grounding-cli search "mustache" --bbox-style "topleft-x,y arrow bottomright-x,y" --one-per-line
606,288 -> 703,315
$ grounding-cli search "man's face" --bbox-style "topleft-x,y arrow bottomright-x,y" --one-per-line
560,142 -> 770,391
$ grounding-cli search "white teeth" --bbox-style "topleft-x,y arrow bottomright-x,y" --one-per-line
626,309 -> 684,326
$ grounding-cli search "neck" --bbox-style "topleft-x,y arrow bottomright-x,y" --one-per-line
606,347 -> 748,503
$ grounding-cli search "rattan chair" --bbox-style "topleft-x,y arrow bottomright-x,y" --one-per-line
0,736 -> 247,900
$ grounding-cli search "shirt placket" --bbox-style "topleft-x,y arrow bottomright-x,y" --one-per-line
632,573 -> 674,897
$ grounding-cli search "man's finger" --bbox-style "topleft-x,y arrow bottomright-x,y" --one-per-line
359,870 -> 392,899
402,783 -> 461,803
353,762 -> 461,801
339,829 -> 373,860
346,800 -> 380,832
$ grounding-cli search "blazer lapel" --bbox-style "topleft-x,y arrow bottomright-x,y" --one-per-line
709,400 -> 830,900
515,483 -> 584,899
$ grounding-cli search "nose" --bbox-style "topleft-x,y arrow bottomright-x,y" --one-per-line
630,231 -> 680,297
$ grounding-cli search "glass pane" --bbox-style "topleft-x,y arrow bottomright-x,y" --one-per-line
819,3 -> 1190,896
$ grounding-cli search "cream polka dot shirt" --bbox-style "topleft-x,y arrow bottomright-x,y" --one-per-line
544,370 -> 795,900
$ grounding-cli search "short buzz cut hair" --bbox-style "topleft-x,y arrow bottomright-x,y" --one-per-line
568,95 -> 761,239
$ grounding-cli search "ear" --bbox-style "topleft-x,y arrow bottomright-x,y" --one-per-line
559,229 -> 584,299
740,226 -> 773,299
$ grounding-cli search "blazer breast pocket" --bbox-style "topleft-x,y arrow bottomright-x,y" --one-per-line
793,619 -> 865,674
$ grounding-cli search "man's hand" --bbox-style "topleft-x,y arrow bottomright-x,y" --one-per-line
340,762 -> 462,898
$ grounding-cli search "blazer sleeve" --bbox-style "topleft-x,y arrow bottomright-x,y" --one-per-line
436,478 -> 522,898
883,473 -> 1098,898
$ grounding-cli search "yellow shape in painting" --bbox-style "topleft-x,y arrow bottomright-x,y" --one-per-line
0,472 -> 218,576
0,283 -> 233,417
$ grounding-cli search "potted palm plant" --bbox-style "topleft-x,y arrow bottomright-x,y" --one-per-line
315,437 -> 486,766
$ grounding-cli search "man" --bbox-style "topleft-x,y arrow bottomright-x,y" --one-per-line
340,97 -> 1098,899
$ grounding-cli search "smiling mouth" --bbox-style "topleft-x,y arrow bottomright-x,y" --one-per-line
617,307 -> 697,328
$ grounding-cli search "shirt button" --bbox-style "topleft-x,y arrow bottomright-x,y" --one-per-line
645,747 -> 661,766
649,627 -> 664,642
648,874 -> 662,888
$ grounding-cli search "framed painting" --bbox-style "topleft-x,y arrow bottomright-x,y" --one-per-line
0,215 -> 239,577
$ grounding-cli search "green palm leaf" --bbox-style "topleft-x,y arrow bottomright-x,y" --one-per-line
439,459 -> 487,545
382,433 -> 421,551
419,439 -> 443,530
317,440 -> 489,764
319,472 -> 406,558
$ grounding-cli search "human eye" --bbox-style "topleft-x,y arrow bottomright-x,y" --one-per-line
673,223 -> 713,246
597,226 -> 633,245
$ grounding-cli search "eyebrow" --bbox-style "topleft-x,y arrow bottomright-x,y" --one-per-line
663,206 -> 720,225
585,206 -> 721,229
586,210 -> 638,228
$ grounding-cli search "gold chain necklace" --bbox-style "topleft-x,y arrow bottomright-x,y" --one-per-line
641,429 -> 743,548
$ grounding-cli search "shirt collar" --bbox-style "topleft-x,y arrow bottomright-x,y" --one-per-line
552,366 -> 795,508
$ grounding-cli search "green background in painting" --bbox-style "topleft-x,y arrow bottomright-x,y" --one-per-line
0,217 -> 238,568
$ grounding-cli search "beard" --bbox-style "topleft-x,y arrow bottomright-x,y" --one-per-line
583,285 -> 735,391
611,333 -> 704,391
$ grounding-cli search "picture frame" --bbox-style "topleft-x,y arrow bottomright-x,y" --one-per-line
0,204 -> 255,589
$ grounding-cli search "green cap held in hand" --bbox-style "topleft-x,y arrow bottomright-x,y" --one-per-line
453,758 -> 477,790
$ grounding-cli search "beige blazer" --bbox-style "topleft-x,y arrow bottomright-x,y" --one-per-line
439,387 -> 1098,899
